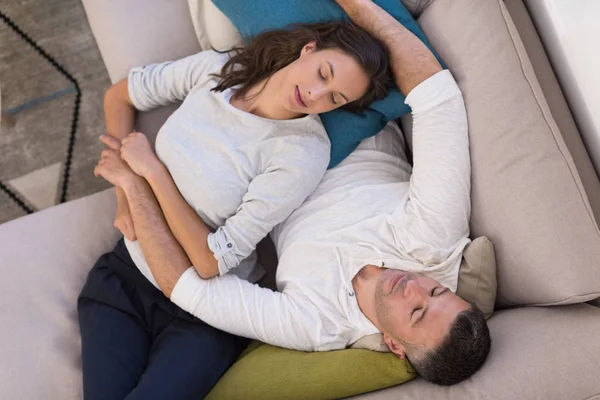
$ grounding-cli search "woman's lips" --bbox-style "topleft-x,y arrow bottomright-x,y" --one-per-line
295,86 -> 307,108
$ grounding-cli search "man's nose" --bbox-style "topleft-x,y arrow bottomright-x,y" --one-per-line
405,279 -> 427,300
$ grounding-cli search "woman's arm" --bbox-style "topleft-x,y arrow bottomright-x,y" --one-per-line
104,78 -> 137,240
119,132 -> 329,280
104,50 -> 226,242
116,132 -> 219,279
104,78 -> 136,139
145,161 -> 219,279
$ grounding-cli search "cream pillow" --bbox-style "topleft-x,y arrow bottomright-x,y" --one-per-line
351,237 -> 497,352
187,0 -> 243,51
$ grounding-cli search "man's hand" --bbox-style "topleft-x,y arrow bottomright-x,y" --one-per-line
335,0 -> 441,96
120,132 -> 163,179
95,136 -> 140,189
335,0 -> 370,6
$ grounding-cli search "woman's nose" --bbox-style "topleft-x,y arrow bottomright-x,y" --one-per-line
308,83 -> 328,101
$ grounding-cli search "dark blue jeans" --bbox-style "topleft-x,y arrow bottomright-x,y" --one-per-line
77,239 -> 247,400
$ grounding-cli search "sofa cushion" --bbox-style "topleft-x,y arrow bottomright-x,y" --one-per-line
350,304 -> 600,400
209,0 -> 443,168
206,341 -> 415,400
503,0 -> 600,224
456,237 -> 497,319
0,189 -> 119,400
187,0 -> 243,51
82,0 -> 201,83
407,0 -> 600,307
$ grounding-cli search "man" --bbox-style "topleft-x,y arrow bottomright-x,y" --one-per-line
94,0 -> 490,387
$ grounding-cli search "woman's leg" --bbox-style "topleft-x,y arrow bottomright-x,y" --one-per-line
126,319 -> 248,400
78,244 -> 153,400
78,297 -> 151,400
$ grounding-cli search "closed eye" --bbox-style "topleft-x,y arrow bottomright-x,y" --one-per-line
410,307 -> 421,318
319,68 -> 327,81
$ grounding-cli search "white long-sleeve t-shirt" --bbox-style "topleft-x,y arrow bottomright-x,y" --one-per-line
123,50 -> 330,285
171,70 -> 471,351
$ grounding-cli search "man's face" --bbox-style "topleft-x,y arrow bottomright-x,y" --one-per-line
374,269 -> 470,357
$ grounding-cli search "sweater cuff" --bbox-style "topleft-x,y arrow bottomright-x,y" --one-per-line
127,66 -> 152,111
207,227 -> 240,276
404,69 -> 462,113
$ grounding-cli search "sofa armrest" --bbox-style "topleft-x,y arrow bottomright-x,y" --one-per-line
81,0 -> 201,83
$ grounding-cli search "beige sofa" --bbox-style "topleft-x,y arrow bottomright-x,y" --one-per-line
1,0 -> 600,399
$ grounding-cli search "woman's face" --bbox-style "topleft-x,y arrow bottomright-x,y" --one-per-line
278,42 -> 371,115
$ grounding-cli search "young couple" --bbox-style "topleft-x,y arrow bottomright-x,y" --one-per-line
80,0 -> 490,398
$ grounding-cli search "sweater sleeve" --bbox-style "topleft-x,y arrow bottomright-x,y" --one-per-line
171,267 -> 322,351
391,70 -> 471,265
127,50 -> 227,111
208,134 -> 330,276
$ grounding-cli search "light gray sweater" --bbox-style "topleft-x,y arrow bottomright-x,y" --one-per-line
124,50 -> 330,285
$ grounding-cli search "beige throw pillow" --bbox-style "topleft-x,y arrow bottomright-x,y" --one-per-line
351,237 -> 496,352
187,0 -> 243,51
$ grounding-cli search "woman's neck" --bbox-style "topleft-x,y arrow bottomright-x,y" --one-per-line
230,70 -> 303,120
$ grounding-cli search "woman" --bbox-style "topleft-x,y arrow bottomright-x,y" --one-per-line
80,22 -> 392,399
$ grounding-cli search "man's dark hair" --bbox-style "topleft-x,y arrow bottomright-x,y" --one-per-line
409,306 -> 491,386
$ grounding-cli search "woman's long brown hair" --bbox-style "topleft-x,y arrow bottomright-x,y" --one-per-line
211,22 -> 392,113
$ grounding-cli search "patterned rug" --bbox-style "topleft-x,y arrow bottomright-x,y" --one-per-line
0,0 -> 112,224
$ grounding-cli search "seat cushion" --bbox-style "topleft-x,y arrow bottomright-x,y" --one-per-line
407,0 -> 600,307
351,304 -> 600,400
0,189 -> 119,400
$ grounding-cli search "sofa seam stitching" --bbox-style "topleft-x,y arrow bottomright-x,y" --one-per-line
497,0 -> 600,241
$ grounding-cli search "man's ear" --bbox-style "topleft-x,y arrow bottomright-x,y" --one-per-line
300,41 -> 318,57
383,333 -> 407,359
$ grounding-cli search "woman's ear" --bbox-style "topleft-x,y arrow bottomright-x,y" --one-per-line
300,41 -> 318,57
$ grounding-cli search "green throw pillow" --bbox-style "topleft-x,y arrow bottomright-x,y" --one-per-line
207,341 -> 416,399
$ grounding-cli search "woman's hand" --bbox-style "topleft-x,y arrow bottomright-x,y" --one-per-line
120,132 -> 163,179
95,136 -> 140,189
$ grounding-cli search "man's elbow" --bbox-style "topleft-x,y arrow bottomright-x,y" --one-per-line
193,263 -> 219,280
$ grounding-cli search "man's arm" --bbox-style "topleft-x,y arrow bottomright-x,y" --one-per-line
336,0 -> 442,95
339,0 -> 470,264
119,175 -> 321,350
120,175 -> 190,296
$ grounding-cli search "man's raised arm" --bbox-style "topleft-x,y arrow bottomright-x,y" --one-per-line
338,0 -> 471,265
336,0 -> 442,95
